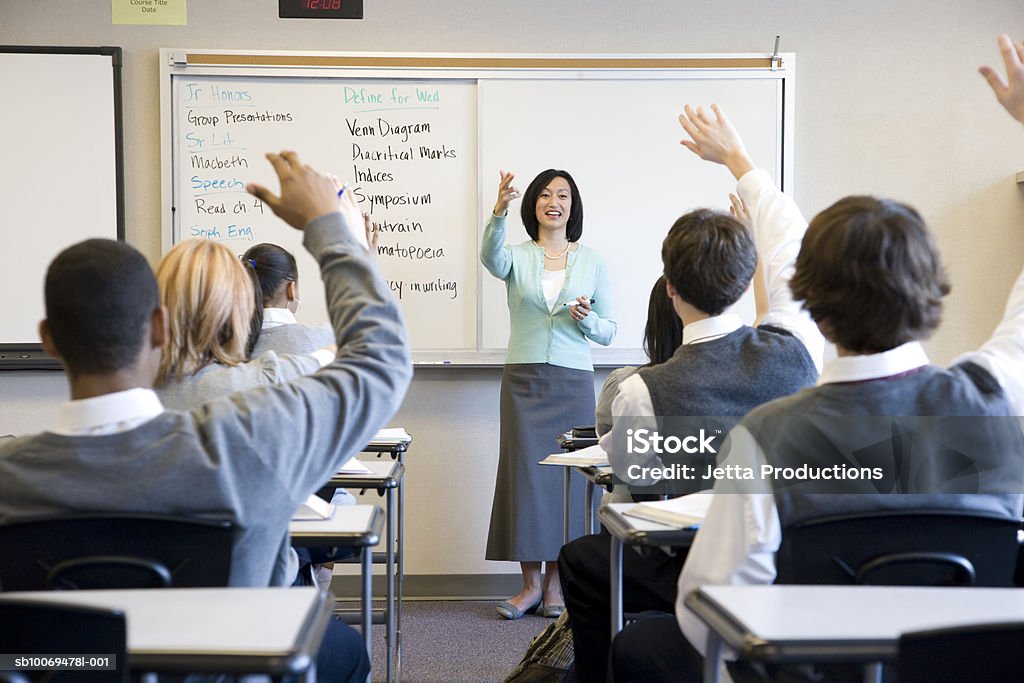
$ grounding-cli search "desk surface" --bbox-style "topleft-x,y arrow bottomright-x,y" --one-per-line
686,585 -> 1024,663
0,587 -> 330,673
329,458 -> 404,487
290,503 -> 383,546
599,503 -> 698,547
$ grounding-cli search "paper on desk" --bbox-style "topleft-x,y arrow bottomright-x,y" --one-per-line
372,427 -> 411,443
292,494 -> 335,521
336,458 -> 373,474
622,492 -> 713,529
539,443 -> 609,467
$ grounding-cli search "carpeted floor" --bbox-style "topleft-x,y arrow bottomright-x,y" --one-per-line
343,599 -> 558,682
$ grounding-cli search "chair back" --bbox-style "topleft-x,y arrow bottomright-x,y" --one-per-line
0,598 -> 128,682
0,513 -> 233,591
898,622 -> 1024,683
775,510 -> 1020,587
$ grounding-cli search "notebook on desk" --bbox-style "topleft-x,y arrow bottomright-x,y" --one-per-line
370,427 -> 411,444
621,492 -> 713,529
336,458 -> 373,474
292,494 -> 336,521
540,443 -> 609,467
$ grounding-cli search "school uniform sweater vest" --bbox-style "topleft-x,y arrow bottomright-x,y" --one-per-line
742,361 -> 1024,528
634,325 -> 818,494
638,325 -> 817,419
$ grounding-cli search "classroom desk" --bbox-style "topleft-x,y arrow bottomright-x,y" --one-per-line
598,503 -> 697,638
360,431 -> 411,683
290,503 -> 383,674
555,432 -> 599,543
577,464 -> 615,534
0,587 -> 331,681
328,458 -> 404,683
685,584 -> 1024,683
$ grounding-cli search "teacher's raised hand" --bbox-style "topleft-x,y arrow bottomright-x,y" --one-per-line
678,103 -> 755,181
493,170 -> 521,216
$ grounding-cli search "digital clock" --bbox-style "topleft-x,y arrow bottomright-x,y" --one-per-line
279,0 -> 363,19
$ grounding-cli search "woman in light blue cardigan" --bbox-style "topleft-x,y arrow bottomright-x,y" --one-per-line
482,169 -> 617,619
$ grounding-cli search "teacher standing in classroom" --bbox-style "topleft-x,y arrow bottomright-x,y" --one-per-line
482,169 -> 617,619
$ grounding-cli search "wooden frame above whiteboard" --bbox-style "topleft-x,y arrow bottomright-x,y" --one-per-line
160,49 -> 794,366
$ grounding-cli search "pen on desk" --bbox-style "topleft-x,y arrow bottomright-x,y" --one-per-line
562,299 -> 596,307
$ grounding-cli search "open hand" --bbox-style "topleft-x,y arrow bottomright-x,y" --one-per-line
728,192 -> 751,228
246,151 -> 338,230
493,170 -> 520,216
363,212 -> 380,254
980,34 -> 1024,123
678,104 -> 755,180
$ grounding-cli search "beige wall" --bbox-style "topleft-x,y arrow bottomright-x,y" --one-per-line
2,0 -> 1023,576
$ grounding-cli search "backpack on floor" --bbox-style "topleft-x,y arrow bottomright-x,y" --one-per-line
503,609 -> 576,683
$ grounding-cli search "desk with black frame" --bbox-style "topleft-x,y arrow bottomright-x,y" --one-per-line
357,432 -> 412,683
326,458 -> 404,683
290,503 -> 383,677
597,502 -> 697,639
555,432 -> 600,542
684,584 -> 1024,683
0,587 -> 332,682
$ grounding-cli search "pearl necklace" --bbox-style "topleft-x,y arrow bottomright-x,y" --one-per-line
536,241 -> 570,260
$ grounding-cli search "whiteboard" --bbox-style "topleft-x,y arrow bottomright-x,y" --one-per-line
0,47 -> 124,369
161,50 -> 794,365
478,78 -> 782,352
169,76 -> 477,350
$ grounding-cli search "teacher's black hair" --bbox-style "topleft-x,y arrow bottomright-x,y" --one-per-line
520,169 -> 584,242
44,239 -> 159,375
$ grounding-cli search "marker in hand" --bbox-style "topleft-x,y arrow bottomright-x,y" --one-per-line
562,298 -> 596,307
337,183 -> 349,199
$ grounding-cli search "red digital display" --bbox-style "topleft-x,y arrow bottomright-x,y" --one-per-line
279,0 -> 362,19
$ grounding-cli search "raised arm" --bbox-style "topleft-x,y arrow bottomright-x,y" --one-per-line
979,34 -> 1024,123
481,171 -> 520,281
237,152 -> 412,498
679,104 -> 824,370
956,35 -> 1024,412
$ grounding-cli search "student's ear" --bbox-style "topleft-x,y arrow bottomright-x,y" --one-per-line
286,280 -> 298,303
38,320 -> 62,360
150,306 -> 169,349
665,279 -> 678,300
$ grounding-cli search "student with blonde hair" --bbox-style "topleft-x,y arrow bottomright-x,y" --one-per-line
154,238 -> 332,413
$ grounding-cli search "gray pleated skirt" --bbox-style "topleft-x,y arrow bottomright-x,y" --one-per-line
486,363 -> 596,562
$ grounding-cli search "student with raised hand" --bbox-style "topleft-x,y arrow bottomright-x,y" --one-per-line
0,151 -> 411,683
561,105 -> 824,683
482,168 -> 617,620
608,35 -> 1024,683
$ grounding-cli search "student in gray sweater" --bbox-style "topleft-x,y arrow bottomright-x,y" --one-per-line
244,241 -> 337,358
0,151 -> 411,683
610,34 -> 1024,683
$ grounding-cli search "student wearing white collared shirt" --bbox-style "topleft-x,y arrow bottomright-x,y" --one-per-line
559,104 -> 823,683
608,36 -> 1024,683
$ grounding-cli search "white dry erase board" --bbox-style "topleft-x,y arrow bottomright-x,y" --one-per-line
0,47 -> 124,369
160,50 -> 794,365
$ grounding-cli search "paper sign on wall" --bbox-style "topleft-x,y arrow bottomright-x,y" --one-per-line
112,0 -> 187,25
